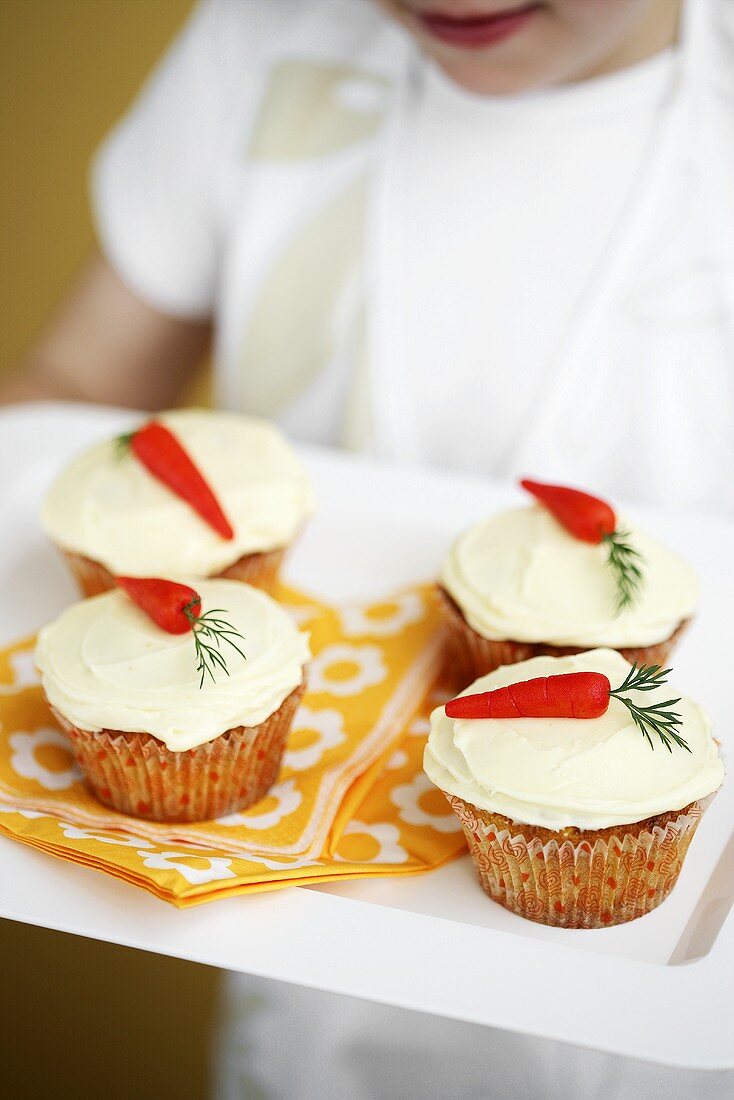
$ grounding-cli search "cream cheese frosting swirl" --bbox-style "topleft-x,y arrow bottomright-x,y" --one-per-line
36,579 -> 310,751
440,506 -> 698,647
41,409 -> 316,576
425,649 -> 723,831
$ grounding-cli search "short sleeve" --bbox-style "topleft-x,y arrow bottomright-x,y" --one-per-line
91,0 -> 228,318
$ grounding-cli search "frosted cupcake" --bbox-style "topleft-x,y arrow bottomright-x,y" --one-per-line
439,480 -> 698,685
36,577 -> 310,822
41,409 -> 315,596
425,648 -> 723,928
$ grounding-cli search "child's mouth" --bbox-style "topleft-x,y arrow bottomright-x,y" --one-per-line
416,3 -> 544,49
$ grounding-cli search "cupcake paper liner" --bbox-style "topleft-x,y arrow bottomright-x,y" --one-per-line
445,792 -> 715,928
51,682 -> 305,823
60,550 -> 119,597
60,546 -> 287,598
215,546 -> 286,594
437,585 -> 690,688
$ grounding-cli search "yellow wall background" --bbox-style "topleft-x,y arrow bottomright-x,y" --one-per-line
0,0 -> 195,372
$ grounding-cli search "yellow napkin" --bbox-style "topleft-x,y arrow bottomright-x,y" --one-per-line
0,585 -> 465,906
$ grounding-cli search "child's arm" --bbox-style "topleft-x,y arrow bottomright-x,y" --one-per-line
0,254 -> 211,409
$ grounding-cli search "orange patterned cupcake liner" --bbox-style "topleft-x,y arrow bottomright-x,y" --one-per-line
437,585 -> 690,688
446,791 -> 716,928
58,546 -> 288,598
215,546 -> 286,594
51,682 -> 305,823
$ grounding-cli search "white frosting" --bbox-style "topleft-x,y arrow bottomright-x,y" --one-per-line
41,409 -> 316,576
425,649 -> 723,831
441,506 -> 698,647
36,579 -> 310,751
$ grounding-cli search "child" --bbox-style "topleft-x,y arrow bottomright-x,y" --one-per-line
4,0 -> 732,510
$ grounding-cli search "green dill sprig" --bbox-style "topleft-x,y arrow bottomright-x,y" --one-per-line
609,662 -> 689,753
183,599 -> 247,689
603,529 -> 645,614
114,431 -> 135,459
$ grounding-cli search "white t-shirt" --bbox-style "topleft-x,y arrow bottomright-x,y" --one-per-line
93,0 -> 734,510
92,1 -> 670,468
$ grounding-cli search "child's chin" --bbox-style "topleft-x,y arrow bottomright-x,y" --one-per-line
429,53 -> 551,96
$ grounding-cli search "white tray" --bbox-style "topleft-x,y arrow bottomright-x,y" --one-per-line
0,402 -> 732,1069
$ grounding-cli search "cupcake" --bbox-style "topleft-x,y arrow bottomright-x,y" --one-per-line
35,577 -> 310,822
41,408 -> 315,596
424,648 -> 723,928
439,480 -> 698,685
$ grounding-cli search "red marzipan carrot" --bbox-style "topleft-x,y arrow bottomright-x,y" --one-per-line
116,577 -> 201,634
116,575 -> 247,687
520,478 -> 615,544
126,420 -> 234,540
445,672 -> 610,720
444,664 -> 689,752
520,477 -> 644,611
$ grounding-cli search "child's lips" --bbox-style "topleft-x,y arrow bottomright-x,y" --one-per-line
417,3 -> 544,49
